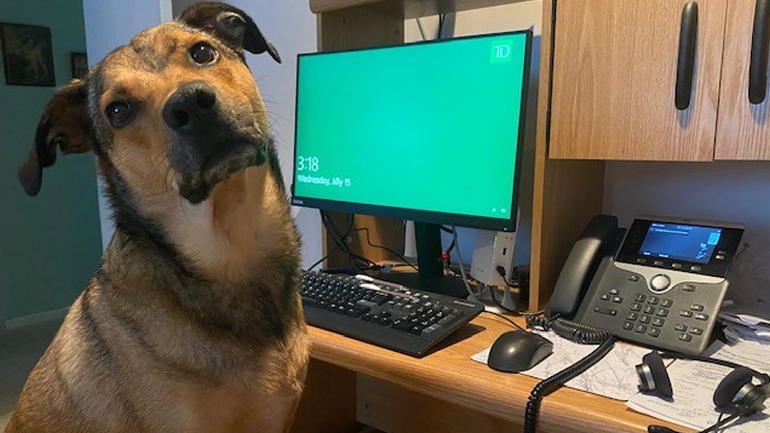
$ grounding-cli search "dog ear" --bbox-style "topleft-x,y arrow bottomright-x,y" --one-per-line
18,79 -> 94,196
178,2 -> 281,63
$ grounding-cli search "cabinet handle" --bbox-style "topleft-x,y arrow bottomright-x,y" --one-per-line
749,0 -> 770,104
676,2 -> 698,110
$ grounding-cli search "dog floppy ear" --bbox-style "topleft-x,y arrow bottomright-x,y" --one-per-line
179,2 -> 281,63
18,79 -> 94,196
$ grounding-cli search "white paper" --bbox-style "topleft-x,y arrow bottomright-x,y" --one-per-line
626,339 -> 770,432
472,330 -> 649,401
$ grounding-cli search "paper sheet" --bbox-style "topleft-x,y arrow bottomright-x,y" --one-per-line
472,330 -> 649,401
626,338 -> 770,432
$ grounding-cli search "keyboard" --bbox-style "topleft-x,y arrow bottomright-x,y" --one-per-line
300,271 -> 483,357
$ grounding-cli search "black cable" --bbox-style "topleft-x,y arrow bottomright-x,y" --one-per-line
483,311 -> 526,332
306,243 -> 340,271
495,265 -> 519,288
320,211 -> 376,271
351,227 -> 418,272
524,329 -> 615,433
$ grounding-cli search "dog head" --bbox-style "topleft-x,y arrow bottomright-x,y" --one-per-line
18,2 -> 281,206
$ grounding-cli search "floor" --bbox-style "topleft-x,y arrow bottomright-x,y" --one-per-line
0,318 -> 62,431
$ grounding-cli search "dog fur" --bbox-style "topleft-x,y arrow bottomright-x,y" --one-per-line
7,3 -> 308,433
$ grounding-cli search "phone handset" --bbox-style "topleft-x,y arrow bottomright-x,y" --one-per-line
528,214 -> 620,344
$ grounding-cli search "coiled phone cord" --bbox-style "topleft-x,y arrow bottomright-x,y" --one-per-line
523,319 -> 615,433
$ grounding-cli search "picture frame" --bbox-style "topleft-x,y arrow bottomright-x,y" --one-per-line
71,52 -> 88,79
0,22 -> 56,86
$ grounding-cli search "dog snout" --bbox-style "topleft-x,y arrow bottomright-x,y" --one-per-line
163,82 -> 218,134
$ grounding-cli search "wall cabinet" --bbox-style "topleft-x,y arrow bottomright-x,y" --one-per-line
549,0 -> 770,161
717,0 -> 770,159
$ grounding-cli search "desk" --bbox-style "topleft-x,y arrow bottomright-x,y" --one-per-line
290,314 -> 691,433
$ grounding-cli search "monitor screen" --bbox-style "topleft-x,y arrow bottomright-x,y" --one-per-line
291,31 -> 532,231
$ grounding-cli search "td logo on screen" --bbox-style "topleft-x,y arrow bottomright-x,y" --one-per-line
490,39 -> 514,63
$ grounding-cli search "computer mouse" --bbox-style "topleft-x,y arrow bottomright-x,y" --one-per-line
487,330 -> 553,373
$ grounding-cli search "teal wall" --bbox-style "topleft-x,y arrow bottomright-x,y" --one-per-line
0,0 -> 101,322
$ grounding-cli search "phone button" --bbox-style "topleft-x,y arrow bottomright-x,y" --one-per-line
674,324 -> 688,332
627,312 -> 639,321
635,293 -> 647,302
634,324 -> 648,333
594,306 -> 617,316
689,327 -> 703,335
648,328 -> 661,337
623,321 -> 634,330
650,274 -> 671,292
678,333 -> 692,342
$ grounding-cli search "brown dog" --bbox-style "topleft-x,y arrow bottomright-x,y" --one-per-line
7,3 -> 308,433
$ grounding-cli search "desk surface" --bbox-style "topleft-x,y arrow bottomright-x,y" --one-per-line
308,313 -> 691,433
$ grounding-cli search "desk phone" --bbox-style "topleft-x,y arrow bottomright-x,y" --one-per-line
547,215 -> 744,355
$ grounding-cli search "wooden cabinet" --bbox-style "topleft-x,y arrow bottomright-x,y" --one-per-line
716,0 -> 770,159
549,0 -> 727,161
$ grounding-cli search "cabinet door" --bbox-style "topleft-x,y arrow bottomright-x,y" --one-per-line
716,0 -> 770,159
549,0 -> 727,160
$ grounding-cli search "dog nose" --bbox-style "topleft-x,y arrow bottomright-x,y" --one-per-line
162,82 -> 218,134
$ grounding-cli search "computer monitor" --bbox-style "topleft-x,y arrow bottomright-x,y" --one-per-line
292,30 -> 532,294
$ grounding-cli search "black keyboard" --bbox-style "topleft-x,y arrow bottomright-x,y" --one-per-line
301,271 -> 484,357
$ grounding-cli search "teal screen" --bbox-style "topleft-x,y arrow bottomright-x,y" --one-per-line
293,32 -> 530,229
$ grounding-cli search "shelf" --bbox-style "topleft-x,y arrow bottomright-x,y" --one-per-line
310,0 -> 531,19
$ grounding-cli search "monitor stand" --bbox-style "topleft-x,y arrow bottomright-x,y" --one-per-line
376,222 -> 470,298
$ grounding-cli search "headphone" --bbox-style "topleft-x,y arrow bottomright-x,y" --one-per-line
635,350 -> 770,433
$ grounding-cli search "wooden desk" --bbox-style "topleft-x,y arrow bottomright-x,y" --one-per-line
291,314 -> 691,433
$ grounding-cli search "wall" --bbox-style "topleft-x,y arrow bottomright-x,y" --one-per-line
0,0 -> 101,325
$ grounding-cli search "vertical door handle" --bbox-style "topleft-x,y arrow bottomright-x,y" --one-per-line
676,2 -> 698,110
750,0 -> 770,104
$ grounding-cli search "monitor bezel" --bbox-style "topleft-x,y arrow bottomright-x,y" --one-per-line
290,29 -> 533,232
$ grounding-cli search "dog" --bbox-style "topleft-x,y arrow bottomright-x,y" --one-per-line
7,3 -> 308,433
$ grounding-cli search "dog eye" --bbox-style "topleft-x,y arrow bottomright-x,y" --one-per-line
190,42 -> 218,65
105,101 -> 136,128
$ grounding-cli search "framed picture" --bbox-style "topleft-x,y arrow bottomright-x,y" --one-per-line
0,22 -> 56,86
71,52 -> 88,79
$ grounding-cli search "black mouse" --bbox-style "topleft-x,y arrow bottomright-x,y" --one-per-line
487,330 -> 553,373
